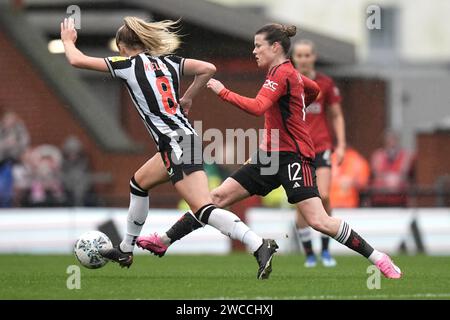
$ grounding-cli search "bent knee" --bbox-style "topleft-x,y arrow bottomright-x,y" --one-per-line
211,190 -> 227,208
130,176 -> 149,195
320,194 -> 330,206
306,216 -> 328,233
318,189 -> 329,201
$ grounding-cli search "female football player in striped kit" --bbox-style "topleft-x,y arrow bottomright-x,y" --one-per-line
60,17 -> 277,279
138,23 -> 402,279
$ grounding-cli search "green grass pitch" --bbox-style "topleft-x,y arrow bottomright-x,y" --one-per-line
1,254 -> 449,300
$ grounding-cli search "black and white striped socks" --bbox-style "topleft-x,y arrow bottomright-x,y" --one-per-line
334,221 -> 352,244
334,220 -> 378,260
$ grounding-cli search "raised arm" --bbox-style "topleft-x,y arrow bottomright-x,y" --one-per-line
179,59 -> 216,114
61,18 -> 108,72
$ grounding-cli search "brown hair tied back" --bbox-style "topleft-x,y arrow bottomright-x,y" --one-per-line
282,25 -> 297,38
256,23 -> 297,55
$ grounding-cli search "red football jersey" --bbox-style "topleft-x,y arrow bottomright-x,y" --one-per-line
305,72 -> 342,153
257,61 -> 316,159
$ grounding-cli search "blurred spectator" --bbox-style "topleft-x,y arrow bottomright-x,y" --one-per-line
330,147 -> 370,208
262,148 -> 371,209
21,145 -> 67,207
0,112 -> 30,207
12,148 -> 33,205
369,131 -> 414,207
61,136 -> 96,206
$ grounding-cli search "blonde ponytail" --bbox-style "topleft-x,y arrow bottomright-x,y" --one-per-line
116,17 -> 181,56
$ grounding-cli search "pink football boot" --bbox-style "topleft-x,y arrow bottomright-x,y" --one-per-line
375,254 -> 402,279
136,233 -> 168,257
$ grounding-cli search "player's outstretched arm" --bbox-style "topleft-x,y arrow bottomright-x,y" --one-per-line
207,78 -> 272,116
180,59 -> 216,114
60,18 -> 108,72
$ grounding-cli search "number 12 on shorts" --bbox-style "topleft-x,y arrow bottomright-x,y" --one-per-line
288,162 -> 302,181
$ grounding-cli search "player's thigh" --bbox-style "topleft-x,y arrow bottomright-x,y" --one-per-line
174,170 -> 212,213
134,153 -> 170,190
211,177 -> 251,208
316,167 -> 332,198
225,153 -> 280,207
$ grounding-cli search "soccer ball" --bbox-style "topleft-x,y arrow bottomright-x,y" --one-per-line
74,231 -> 113,269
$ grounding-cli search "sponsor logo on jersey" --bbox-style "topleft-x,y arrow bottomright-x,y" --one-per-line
263,79 -> 279,92
110,56 -> 128,62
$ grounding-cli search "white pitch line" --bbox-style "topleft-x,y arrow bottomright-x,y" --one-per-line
204,293 -> 450,300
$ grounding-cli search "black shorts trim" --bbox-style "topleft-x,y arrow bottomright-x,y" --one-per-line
315,149 -> 332,168
230,150 -> 321,204
286,189 -> 321,204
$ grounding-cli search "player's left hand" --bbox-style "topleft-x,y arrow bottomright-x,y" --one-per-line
335,145 -> 346,166
179,97 -> 192,115
60,18 -> 78,44
207,78 -> 225,95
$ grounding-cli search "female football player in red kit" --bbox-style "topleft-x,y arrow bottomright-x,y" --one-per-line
291,40 -> 346,268
138,23 -> 402,279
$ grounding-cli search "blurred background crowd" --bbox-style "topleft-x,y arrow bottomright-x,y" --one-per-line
0,111 -> 417,208
0,111 -> 100,207
0,0 -> 448,210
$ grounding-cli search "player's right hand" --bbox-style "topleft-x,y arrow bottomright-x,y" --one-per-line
207,78 -> 225,95
334,145 -> 346,166
60,18 -> 78,44
179,97 -> 192,115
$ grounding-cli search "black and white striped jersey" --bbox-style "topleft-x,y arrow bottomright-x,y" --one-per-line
104,53 -> 196,154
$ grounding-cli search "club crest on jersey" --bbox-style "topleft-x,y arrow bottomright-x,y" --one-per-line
263,79 -> 278,92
